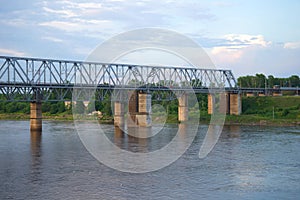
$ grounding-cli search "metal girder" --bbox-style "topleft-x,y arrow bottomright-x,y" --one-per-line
0,56 -> 239,102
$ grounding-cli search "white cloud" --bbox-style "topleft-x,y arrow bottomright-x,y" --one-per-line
0,18 -> 30,27
0,48 -> 26,56
61,1 -> 103,9
224,34 -> 271,48
37,0 -> 214,34
210,34 -> 271,63
41,36 -> 64,43
208,36 -> 300,77
42,7 -> 78,18
284,42 -> 300,49
211,1 -> 233,7
210,46 -> 244,63
39,19 -> 113,32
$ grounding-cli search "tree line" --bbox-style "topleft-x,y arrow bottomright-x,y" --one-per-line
238,74 -> 300,88
0,93 -> 208,117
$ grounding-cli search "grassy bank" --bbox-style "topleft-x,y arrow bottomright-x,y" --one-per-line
243,96 -> 300,120
1,112 -> 299,126
0,96 -> 299,126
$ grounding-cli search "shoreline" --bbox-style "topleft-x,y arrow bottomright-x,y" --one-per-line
1,113 -> 299,127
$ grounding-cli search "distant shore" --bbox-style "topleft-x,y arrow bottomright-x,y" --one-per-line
1,113 -> 299,127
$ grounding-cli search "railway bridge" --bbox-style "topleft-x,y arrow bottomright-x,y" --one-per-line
0,56 -> 245,131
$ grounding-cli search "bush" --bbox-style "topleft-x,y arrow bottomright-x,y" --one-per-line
50,104 -> 58,114
281,109 -> 290,117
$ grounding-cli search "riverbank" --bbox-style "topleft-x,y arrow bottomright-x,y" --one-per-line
1,113 -> 299,126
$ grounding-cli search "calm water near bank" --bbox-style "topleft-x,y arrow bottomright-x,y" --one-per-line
0,120 -> 299,199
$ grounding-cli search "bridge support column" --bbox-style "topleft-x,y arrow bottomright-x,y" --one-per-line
127,91 -> 152,127
114,101 -> 125,127
30,102 -> 42,132
219,92 -> 230,114
136,93 -> 152,127
127,91 -> 138,127
229,93 -> 242,115
178,93 -> 188,122
208,94 -> 216,114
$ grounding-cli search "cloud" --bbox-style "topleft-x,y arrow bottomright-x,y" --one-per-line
57,1 -> 103,9
207,35 -> 300,77
41,36 -> 64,43
42,1 -> 104,17
209,34 -> 271,64
37,0 -> 214,33
39,19 -> 114,33
0,48 -> 26,56
42,7 -> 78,18
284,42 -> 300,49
211,1 -> 234,7
224,34 -> 271,48
210,46 -> 244,64
0,18 -> 31,27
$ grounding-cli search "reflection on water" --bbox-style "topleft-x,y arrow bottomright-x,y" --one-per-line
222,125 -> 241,138
199,124 -> 223,158
113,124 -> 189,153
0,121 -> 299,199
30,130 -> 42,159
30,130 -> 42,183
114,126 -> 150,153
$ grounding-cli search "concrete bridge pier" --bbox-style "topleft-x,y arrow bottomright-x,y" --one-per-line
114,101 -> 125,127
208,92 -> 241,115
208,94 -> 216,114
127,91 -> 152,127
127,91 -> 138,127
136,93 -> 152,127
30,102 -> 42,132
178,93 -> 188,122
229,93 -> 242,115
219,92 -> 230,114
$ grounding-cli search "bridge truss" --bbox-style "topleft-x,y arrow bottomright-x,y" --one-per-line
0,56 -> 238,102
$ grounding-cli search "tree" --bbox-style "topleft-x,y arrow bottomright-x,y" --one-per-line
50,104 -> 58,114
57,102 -> 66,113
268,75 -> 274,88
255,73 -> 266,88
87,101 -> 96,114
289,75 -> 300,87
73,101 -> 85,114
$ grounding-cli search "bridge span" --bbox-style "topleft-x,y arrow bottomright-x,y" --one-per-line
1,56 -> 243,131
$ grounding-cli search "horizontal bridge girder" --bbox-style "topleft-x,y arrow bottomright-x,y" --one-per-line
0,56 -> 239,101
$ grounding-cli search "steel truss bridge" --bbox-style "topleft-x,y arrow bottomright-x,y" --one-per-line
0,56 -> 239,102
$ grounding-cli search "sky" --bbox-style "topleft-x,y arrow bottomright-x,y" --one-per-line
0,0 -> 299,77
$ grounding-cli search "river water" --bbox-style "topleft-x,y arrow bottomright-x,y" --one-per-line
0,120 -> 299,200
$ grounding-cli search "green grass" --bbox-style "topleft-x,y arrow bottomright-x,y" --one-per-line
1,96 -> 299,126
242,96 -> 300,119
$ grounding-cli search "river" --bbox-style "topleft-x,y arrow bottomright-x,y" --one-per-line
0,120 -> 299,199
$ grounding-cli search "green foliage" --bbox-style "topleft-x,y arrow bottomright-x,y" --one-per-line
196,94 -> 208,111
238,74 -> 300,88
73,101 -> 85,114
242,96 -> 300,119
57,102 -> 66,113
0,102 -> 29,114
281,109 -> 289,117
50,104 -> 59,114
87,101 -> 95,114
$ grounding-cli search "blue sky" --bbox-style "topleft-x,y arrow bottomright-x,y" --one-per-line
0,0 -> 299,77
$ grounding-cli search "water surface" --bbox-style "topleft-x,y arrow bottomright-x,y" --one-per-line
0,120 -> 299,199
